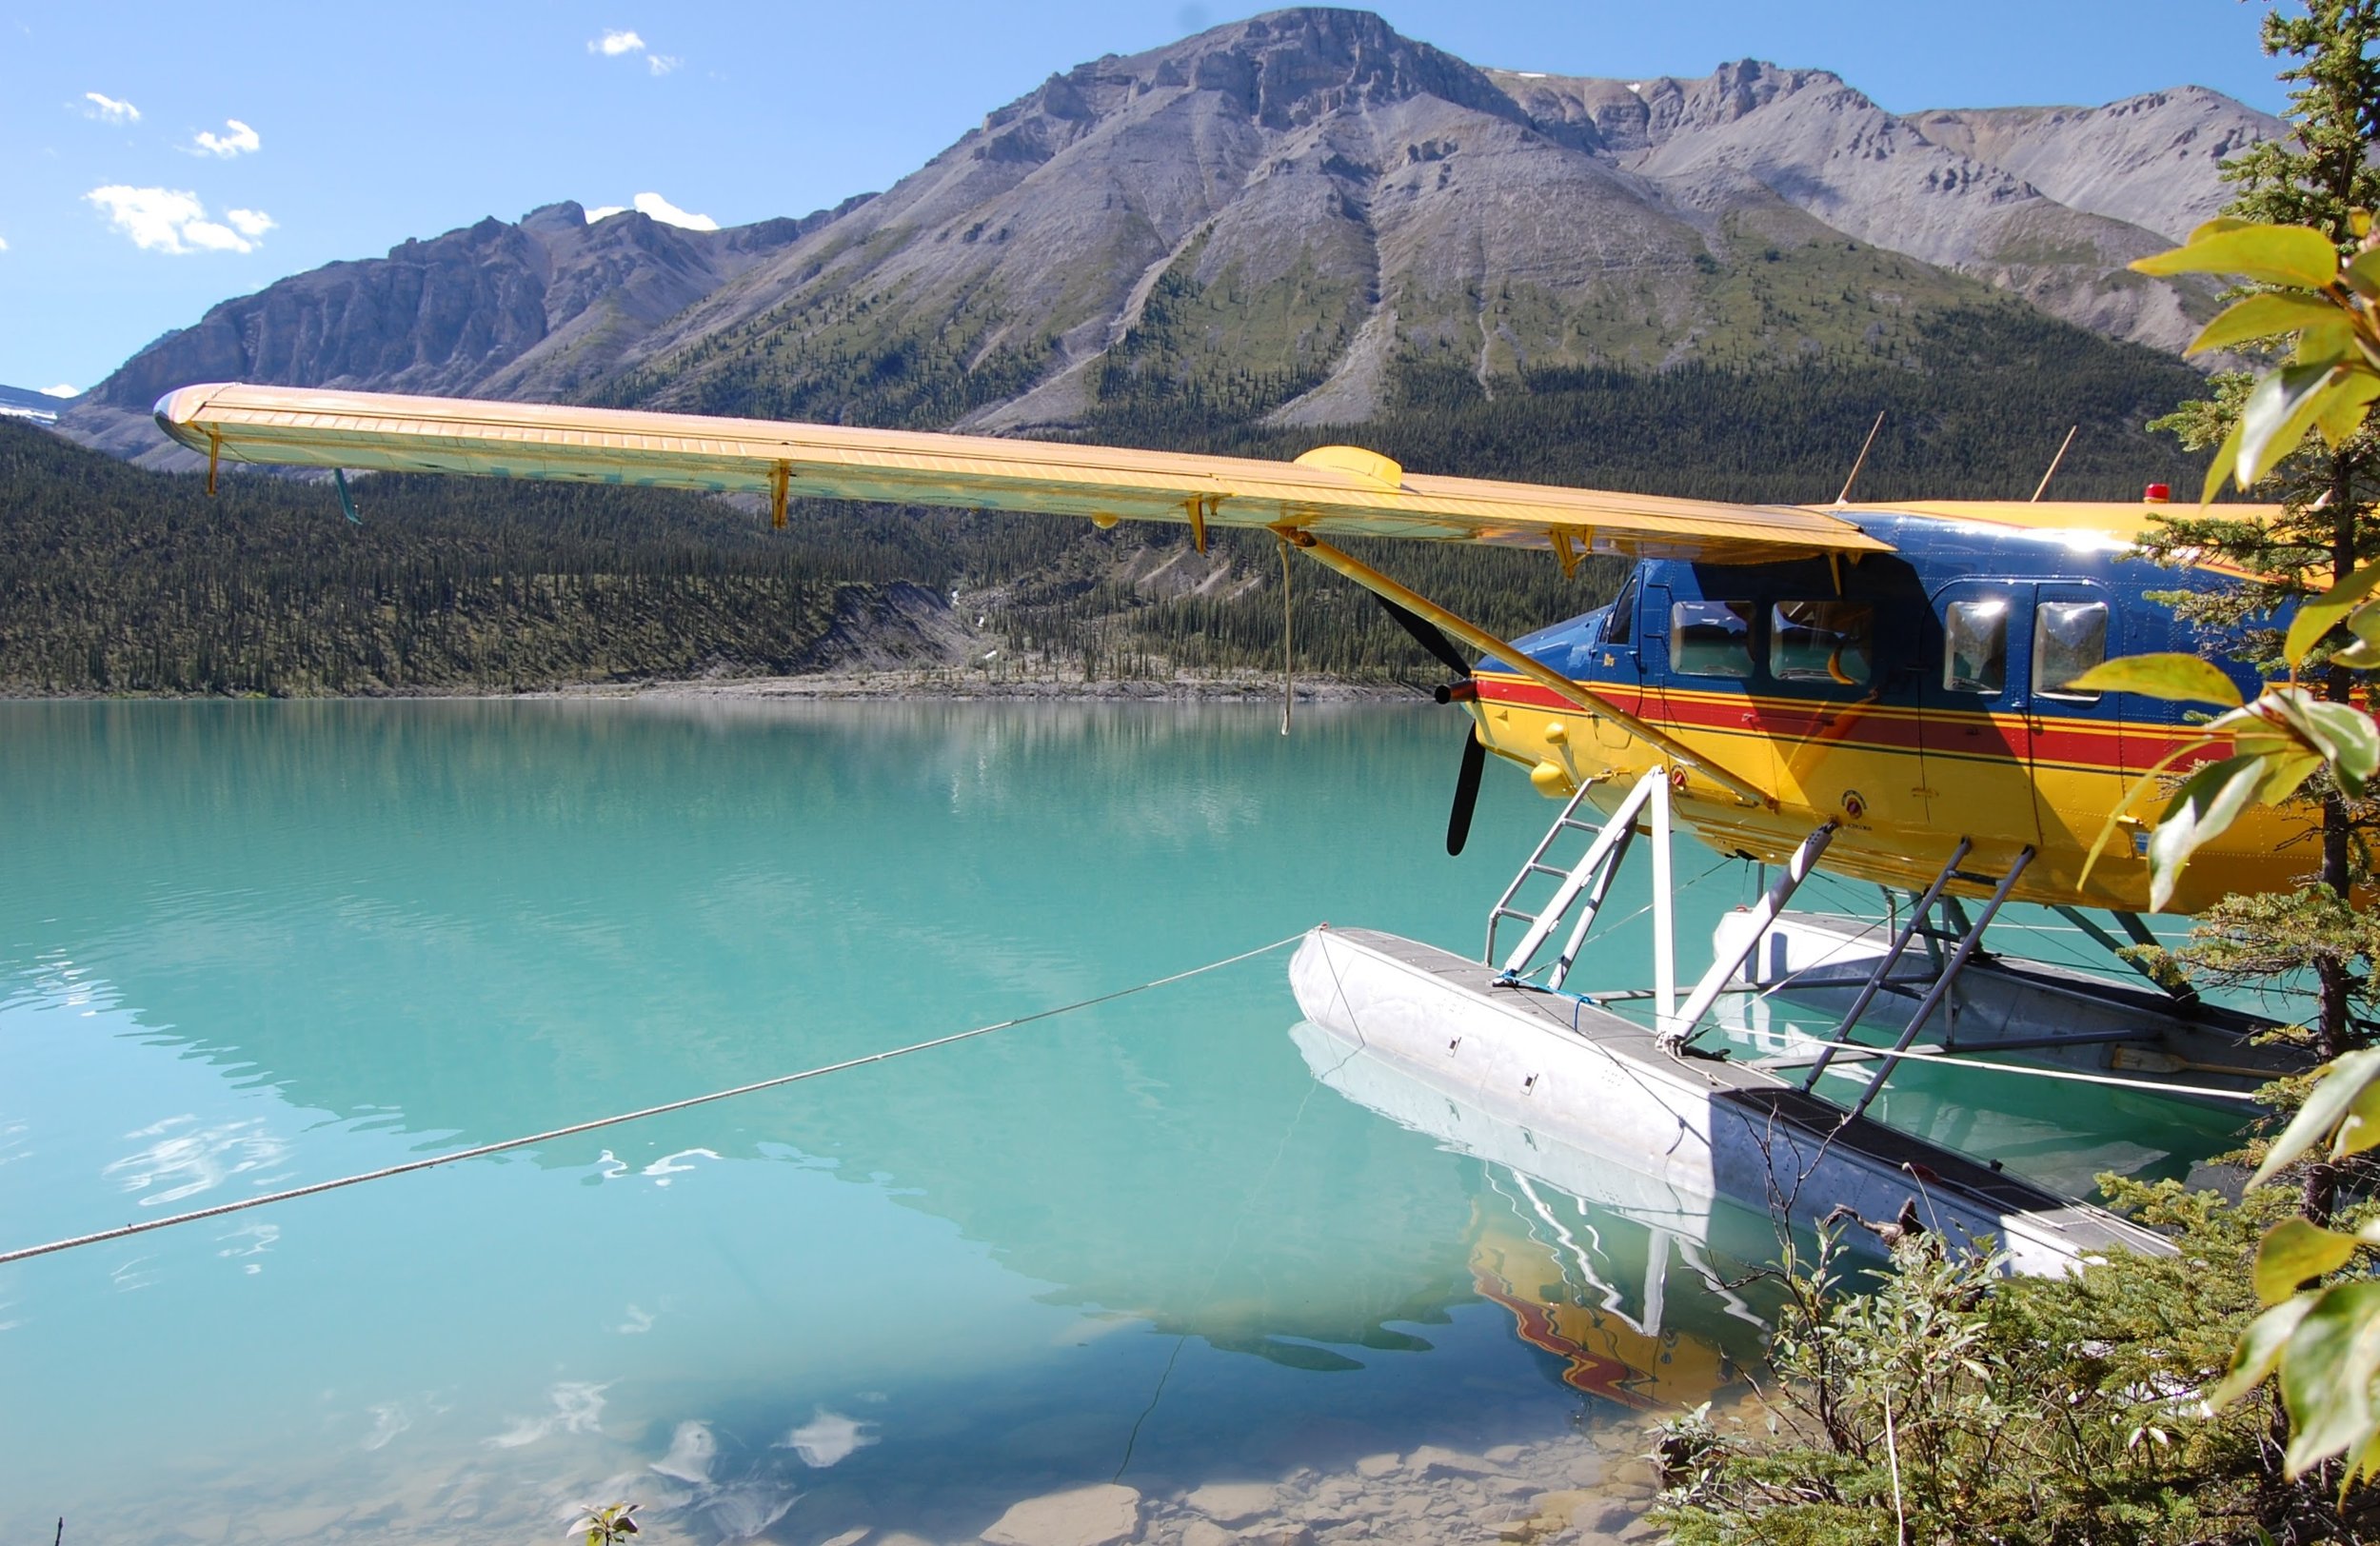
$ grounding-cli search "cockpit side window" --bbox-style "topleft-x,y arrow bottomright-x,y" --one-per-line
2034,601 -> 2110,701
1943,599 -> 2009,693
1771,601 -> 1873,686
1671,600 -> 1755,679
1603,575 -> 1636,647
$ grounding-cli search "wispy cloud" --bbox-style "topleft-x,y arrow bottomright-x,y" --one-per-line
191,118 -> 261,158
0,236 -> 9,252
82,91 -> 139,125
86,187 -> 271,254
632,191 -> 717,230
589,29 -> 679,73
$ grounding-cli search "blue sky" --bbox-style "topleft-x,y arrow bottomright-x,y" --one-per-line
0,0 -> 2295,394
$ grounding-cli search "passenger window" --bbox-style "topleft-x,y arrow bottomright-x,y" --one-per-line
1771,601 -> 1873,685
2034,602 -> 2109,700
1671,601 -> 1755,679
1603,576 -> 1636,646
1943,599 -> 2009,693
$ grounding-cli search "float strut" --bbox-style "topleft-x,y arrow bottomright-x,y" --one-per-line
1659,820 -> 1836,1053
1800,838 -> 1972,1090
1841,846 -> 2033,1123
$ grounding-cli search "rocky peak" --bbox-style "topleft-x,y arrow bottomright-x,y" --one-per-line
1635,59 -> 1845,141
971,6 -> 1526,164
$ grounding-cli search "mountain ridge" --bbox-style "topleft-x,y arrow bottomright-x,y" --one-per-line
58,8 -> 2280,468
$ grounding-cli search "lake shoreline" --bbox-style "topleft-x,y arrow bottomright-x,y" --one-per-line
0,668 -> 1421,704
523,667 -> 1418,704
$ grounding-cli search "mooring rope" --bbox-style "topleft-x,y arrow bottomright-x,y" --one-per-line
1765,1036 -> 2271,1100
0,932 -> 1309,1269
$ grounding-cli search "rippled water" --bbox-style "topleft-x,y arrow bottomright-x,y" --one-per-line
0,701 -> 2250,1543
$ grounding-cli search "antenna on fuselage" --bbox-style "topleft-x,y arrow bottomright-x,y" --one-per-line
1835,411 -> 1886,505
2030,425 -> 2080,502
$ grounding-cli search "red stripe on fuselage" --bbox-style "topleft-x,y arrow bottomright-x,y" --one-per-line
1475,676 -> 2216,775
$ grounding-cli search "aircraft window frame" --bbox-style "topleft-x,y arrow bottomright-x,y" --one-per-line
1670,600 -> 1756,680
2033,601 -> 2110,702
1603,575 -> 1636,647
1943,598 -> 2011,694
1770,600 -> 1874,687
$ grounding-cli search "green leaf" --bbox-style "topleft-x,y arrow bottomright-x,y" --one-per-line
2303,701 -> 2380,792
2312,370 -> 2380,448
2211,1295 -> 2315,1407
2190,215 -> 2255,243
2257,1219 -> 2363,1304
2339,1068 -> 2380,1160
2188,291 -> 2352,354
2286,562 -> 2380,667
2295,319 -> 2362,367
2335,640 -> 2380,669
2251,1046 -> 2380,1187
2061,654 -> 2244,706
2254,748 -> 2327,806
2239,363 -> 2350,488
2280,1280 -> 2380,1477
2132,224 -> 2343,288
2079,735 -> 2219,887
2348,245 -> 2380,297
2148,756 -> 2270,911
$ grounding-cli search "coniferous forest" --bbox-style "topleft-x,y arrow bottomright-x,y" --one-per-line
1,302 -> 2216,696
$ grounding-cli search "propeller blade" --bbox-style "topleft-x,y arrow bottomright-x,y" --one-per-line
1376,595 -> 1475,679
1447,732 -> 1487,857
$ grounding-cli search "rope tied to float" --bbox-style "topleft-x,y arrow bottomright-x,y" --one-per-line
0,932 -> 1308,1269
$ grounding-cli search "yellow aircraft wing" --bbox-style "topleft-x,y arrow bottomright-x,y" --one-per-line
154,384 -> 1892,565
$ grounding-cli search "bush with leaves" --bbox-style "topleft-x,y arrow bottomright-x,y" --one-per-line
2057,208 -> 2380,1487
1651,1191 -> 2370,1545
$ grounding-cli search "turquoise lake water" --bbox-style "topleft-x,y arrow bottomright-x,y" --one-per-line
0,701 -> 2253,1542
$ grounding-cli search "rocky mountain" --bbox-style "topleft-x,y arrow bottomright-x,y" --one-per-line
63,8 -> 2282,466
0,385 -> 69,426
65,198 -> 861,465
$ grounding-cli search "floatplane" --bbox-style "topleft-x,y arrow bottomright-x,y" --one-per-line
154,384 -> 2322,1273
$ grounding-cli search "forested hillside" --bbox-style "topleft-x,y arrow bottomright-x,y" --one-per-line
0,299 -> 2213,698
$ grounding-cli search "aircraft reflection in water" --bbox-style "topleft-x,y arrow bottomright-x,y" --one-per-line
1294,1022 -> 1773,1413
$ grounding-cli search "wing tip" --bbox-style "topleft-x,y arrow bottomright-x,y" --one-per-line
152,383 -> 235,452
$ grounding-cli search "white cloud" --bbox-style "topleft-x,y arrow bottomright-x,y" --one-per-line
85,186 -> 269,254
632,191 -> 717,230
191,118 -> 261,157
0,236 -> 9,251
585,205 -> 627,223
40,386 -> 79,399
82,91 -> 139,125
589,29 -> 677,72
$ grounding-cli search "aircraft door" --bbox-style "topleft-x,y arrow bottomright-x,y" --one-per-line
1918,581 -> 2042,875
1592,573 -> 1648,750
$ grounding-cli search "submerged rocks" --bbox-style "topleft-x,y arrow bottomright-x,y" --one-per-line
981,1482 -> 1143,1546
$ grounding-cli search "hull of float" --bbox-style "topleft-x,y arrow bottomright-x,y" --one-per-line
1288,926 -> 2169,1276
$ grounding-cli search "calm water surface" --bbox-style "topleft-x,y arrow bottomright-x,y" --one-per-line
0,701 -> 2249,1542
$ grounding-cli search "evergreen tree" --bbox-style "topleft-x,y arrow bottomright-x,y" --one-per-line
2141,0 -> 2380,1218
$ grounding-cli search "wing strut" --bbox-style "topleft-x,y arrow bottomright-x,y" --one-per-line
1276,527 -> 1771,809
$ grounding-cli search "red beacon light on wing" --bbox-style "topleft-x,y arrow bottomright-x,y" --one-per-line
2143,483 -> 2172,503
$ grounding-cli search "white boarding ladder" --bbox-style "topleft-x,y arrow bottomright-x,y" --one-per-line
1484,767 -> 1676,1028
